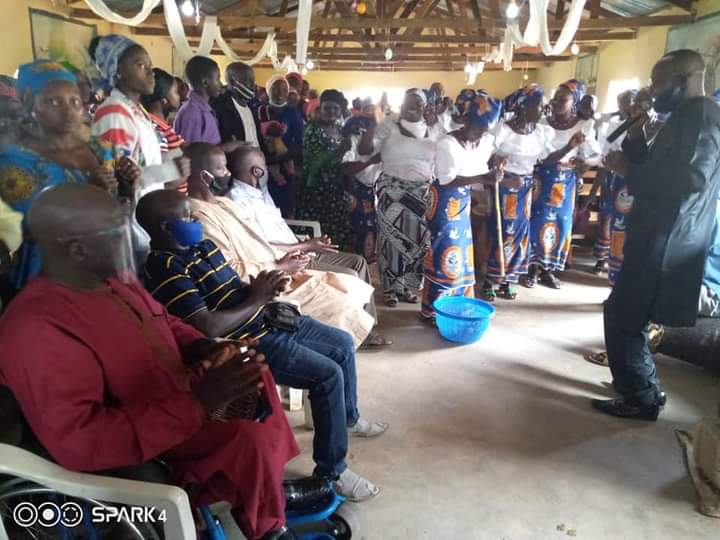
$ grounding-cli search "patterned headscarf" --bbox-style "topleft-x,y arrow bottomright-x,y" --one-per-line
453,88 -> 477,116
559,79 -> 585,105
16,60 -> 77,103
468,93 -> 502,129
342,115 -> 372,137
94,34 -> 140,88
405,88 -> 428,106
504,84 -> 544,115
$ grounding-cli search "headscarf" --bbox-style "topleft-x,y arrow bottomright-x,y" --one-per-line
266,74 -> 289,106
0,76 -> 17,99
320,89 -> 347,109
286,71 -> 303,84
93,34 -> 139,88
342,115 -> 371,137
423,88 -> 439,105
559,78 -> 585,106
504,83 -> 545,115
405,88 -> 427,106
453,88 -> 477,116
16,60 -> 77,103
467,93 -> 502,129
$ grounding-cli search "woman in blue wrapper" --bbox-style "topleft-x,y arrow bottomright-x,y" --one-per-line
0,60 -> 138,290
420,93 -> 506,321
524,79 -> 600,289
484,84 -> 552,301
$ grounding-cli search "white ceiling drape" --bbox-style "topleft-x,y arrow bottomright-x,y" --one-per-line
502,0 -> 586,71
85,0 -> 304,72
82,0 -> 162,26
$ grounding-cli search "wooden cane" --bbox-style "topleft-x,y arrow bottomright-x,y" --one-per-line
494,183 -> 506,278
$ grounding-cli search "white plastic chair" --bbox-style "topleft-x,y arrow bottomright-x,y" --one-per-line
0,443 -> 197,540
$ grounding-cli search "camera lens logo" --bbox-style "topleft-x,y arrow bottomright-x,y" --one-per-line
12,501 -> 84,528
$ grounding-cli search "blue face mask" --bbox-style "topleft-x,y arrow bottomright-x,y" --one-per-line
167,219 -> 203,247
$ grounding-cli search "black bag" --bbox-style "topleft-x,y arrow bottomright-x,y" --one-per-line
263,301 -> 301,332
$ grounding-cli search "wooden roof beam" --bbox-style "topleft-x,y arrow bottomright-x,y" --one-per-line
71,9 -> 692,32
135,26 -> 637,44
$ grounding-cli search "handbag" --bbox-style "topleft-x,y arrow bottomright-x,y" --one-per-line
263,301 -> 302,332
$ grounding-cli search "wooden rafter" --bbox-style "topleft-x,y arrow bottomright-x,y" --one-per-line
71,9 -> 692,32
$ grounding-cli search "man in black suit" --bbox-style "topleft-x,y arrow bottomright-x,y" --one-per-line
213,62 -> 266,152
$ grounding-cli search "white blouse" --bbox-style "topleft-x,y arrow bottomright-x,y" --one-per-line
374,116 -> 440,182
540,117 -> 601,162
491,121 -> 553,176
435,133 -> 495,185
342,134 -> 382,187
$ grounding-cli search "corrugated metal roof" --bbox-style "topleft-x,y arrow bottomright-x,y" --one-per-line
600,0 -> 670,17
103,0 -> 239,15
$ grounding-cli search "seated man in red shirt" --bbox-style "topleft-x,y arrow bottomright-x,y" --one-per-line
0,184 -> 299,540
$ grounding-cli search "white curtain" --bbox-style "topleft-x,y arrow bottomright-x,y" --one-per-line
295,0 -> 313,66
87,0 -> 305,72
502,0 -> 586,71
465,62 -> 485,85
83,0 -> 162,26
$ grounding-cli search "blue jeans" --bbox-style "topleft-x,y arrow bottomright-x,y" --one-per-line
258,316 -> 359,477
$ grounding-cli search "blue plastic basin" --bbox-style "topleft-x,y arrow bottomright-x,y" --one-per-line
433,296 -> 496,344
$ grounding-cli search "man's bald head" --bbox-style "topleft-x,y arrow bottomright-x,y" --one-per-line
29,184 -> 122,249
226,62 -> 254,87
28,184 -> 131,284
660,49 -> 706,77
229,145 -> 266,188
186,142 -> 226,176
136,189 -> 190,242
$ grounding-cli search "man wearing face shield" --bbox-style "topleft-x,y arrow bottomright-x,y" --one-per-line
0,183 -> 305,540
594,49 -> 720,420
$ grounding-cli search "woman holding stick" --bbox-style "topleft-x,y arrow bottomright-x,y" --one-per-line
483,84 -> 551,301
420,93 -> 506,321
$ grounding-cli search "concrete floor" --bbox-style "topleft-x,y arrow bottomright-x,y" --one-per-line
285,255 -> 719,540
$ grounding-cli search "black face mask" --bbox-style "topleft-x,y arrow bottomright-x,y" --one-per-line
653,80 -> 686,114
203,171 -> 233,196
230,80 -> 256,101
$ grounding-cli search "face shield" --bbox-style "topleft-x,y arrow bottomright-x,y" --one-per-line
57,216 -> 137,285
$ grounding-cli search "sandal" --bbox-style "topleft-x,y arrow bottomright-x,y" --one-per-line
399,290 -> 420,304
384,292 -> 398,307
520,274 -> 537,289
497,283 -> 517,300
419,313 -> 436,325
584,351 -> 609,367
540,270 -> 562,289
359,331 -> 393,350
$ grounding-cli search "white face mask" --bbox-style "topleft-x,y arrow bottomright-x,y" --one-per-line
400,118 -> 428,139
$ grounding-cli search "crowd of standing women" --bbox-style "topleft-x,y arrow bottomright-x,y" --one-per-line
0,35 -> 616,325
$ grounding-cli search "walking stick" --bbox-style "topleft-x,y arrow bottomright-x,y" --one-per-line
494,169 -> 506,278
494,185 -> 506,277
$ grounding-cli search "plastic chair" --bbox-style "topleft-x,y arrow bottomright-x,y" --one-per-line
286,219 -> 322,239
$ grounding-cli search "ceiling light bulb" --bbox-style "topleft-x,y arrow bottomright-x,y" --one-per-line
301,67 -> 308,75
523,73 -> 529,80
180,0 -> 195,17
306,60 -> 315,70
384,47 -> 393,61
506,1 -> 519,19
570,42 -> 580,55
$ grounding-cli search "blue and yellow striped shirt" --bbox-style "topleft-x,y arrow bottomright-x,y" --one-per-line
143,239 -> 267,340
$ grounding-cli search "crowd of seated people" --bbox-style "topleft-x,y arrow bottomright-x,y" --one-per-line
0,30 -> 719,540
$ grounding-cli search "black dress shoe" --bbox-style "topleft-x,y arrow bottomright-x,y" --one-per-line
261,526 -> 298,540
591,398 -> 661,421
284,477 -> 333,511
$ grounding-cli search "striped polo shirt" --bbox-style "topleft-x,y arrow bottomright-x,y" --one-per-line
143,239 -> 268,340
